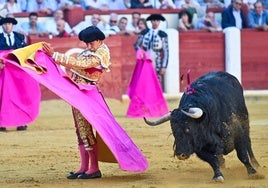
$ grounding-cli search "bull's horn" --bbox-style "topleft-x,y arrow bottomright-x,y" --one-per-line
181,107 -> 203,119
143,112 -> 171,126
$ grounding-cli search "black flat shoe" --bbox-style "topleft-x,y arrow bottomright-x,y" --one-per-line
67,172 -> 84,179
77,170 -> 102,179
0,127 -> 6,132
17,125 -> 27,131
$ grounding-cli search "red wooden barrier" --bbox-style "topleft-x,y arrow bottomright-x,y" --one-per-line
241,29 -> 268,89
179,31 -> 225,91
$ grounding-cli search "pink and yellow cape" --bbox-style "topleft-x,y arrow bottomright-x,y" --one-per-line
0,43 -> 148,172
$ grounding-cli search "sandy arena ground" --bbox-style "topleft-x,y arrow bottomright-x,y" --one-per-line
0,96 -> 267,188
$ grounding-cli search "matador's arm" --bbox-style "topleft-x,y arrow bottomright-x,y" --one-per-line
52,51 -> 100,70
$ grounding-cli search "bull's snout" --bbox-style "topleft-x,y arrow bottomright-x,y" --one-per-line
176,153 -> 189,160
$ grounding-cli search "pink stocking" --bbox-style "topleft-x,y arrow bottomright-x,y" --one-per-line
85,144 -> 99,174
76,145 -> 89,173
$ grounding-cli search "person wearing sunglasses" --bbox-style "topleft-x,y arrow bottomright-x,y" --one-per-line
104,12 -> 120,35
221,0 -> 247,29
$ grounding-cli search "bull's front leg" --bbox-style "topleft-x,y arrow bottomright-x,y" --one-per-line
196,151 -> 224,182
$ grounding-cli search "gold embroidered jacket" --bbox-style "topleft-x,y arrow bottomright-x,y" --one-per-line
52,43 -> 110,82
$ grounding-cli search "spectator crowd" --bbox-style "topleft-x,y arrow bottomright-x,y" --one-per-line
0,0 -> 268,40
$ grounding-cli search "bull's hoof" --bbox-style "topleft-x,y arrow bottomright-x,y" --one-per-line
213,176 -> 224,183
247,166 -> 257,175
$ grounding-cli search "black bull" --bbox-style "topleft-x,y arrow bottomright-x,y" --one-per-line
144,71 -> 262,182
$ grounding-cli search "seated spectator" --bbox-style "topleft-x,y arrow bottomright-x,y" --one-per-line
72,14 -> 108,35
18,0 -> 27,12
176,0 -> 200,16
20,12 -> 47,36
243,0 -> 256,10
177,9 -> 195,32
224,0 -> 231,7
197,11 -> 222,31
248,0 -> 268,31
130,0 -> 153,8
56,19 -> 71,37
4,0 -> 22,14
107,0 -> 127,10
198,0 -> 224,8
135,17 -> 148,34
264,0 -> 268,7
0,2 -> 8,16
221,0 -> 247,29
1,0 -> 26,12
26,0 -> 53,15
84,0 -> 109,10
155,0 -> 176,9
44,9 -> 72,35
104,12 -> 120,35
117,17 -> 134,35
49,0 -> 74,12
126,11 -> 141,33
71,0 -> 87,9
124,0 -> 131,8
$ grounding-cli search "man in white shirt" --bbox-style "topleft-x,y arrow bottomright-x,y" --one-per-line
84,0 -> 109,10
26,0 -> 53,15
155,0 -> 176,9
126,11 -> 141,33
48,0 -> 73,12
104,12 -> 120,35
221,0 -> 247,29
72,14 -> 108,35
44,9 -> 72,35
107,0 -> 127,9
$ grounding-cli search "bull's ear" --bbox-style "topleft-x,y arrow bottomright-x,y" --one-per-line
181,107 -> 203,119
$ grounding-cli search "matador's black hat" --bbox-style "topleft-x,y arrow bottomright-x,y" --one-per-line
0,17 -> 18,25
78,26 -> 105,43
146,14 -> 166,21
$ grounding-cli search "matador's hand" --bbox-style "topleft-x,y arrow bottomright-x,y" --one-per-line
160,68 -> 166,75
42,42 -> 54,57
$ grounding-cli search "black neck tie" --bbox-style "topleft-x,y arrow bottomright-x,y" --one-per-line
7,34 -> 12,46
